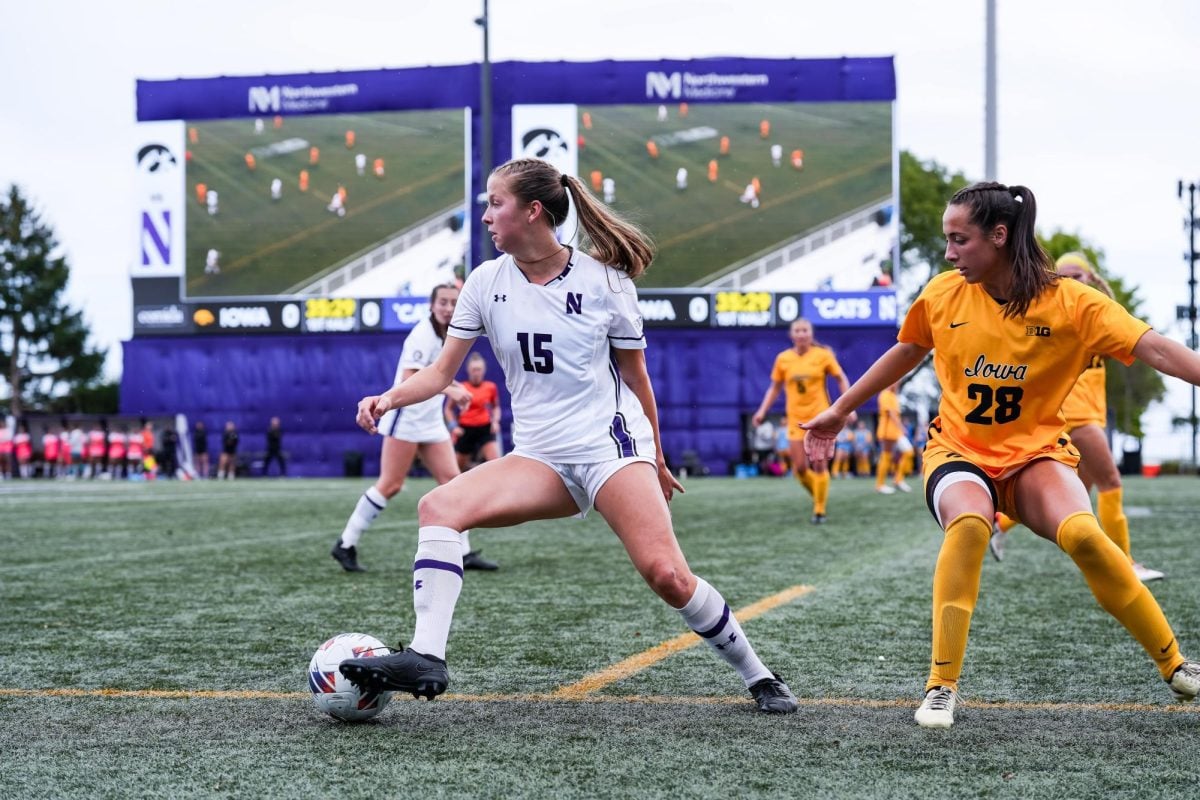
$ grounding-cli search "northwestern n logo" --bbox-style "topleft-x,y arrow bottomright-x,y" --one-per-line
565,292 -> 583,315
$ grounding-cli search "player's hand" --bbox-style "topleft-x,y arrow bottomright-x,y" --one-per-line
356,394 -> 391,433
799,408 -> 845,466
751,410 -> 764,427
445,384 -> 471,410
658,460 -> 685,503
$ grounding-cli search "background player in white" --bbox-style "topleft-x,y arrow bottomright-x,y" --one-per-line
602,176 -> 615,204
330,284 -> 497,572
770,143 -> 783,167
675,167 -> 688,191
206,189 -> 218,216
355,152 -> 367,176
270,178 -> 282,201
339,157 -> 798,714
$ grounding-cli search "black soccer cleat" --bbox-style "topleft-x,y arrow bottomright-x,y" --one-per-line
462,549 -> 499,571
340,647 -> 449,700
748,673 -> 799,714
810,513 -> 827,525
330,540 -> 366,572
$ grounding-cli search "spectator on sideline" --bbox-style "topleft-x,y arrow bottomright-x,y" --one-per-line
218,420 -> 239,480
263,416 -> 287,476
192,421 -> 210,479
802,181 -> 1200,728
330,284 -> 498,573
751,318 -> 852,524
339,158 -> 798,714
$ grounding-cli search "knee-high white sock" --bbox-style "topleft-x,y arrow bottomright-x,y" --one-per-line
677,577 -> 772,687
409,526 -> 464,660
339,487 -> 387,548
460,529 -> 472,554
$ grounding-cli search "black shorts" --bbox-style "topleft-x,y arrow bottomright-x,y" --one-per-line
454,424 -> 495,455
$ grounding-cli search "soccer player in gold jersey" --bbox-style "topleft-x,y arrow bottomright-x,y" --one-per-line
802,182 -> 1200,727
989,253 -> 1164,581
874,382 -> 909,494
752,319 -> 851,523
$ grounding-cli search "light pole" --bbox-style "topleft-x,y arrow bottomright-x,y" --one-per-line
1179,180 -> 1198,468
474,0 -> 492,270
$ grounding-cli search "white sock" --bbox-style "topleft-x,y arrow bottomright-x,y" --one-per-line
677,578 -> 772,687
409,525 -> 464,660
339,487 -> 387,548
460,529 -> 472,555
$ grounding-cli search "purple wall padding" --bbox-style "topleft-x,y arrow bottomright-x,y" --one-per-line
121,327 -> 894,477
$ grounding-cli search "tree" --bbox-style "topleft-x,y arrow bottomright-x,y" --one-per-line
0,184 -> 106,416
899,151 -> 969,282
1038,231 -> 1165,438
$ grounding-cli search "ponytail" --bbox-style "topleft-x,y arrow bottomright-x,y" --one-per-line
491,158 -> 655,280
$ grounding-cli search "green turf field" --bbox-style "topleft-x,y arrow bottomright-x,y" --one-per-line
578,102 -> 893,287
2,475 -> 1198,798
184,110 -> 465,298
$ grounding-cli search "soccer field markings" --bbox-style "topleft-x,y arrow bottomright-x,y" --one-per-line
551,584 -> 815,700
3,687 -> 1198,716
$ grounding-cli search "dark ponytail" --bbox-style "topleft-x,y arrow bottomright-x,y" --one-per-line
949,182 -> 1054,318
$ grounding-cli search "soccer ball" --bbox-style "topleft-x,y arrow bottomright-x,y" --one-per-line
308,632 -> 394,722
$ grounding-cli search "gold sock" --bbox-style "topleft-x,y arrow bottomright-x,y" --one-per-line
895,453 -> 912,483
926,513 -> 991,692
1058,512 -> 1183,679
1096,487 -> 1131,560
794,468 -> 815,495
875,451 -> 893,489
812,471 -> 830,514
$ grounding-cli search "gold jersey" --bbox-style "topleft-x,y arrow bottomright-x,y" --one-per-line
899,271 -> 1149,478
771,345 -> 845,434
876,388 -> 902,441
1062,355 -> 1106,429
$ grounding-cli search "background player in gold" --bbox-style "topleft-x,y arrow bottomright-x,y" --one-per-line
990,253 -> 1164,581
752,319 -> 851,523
874,381 -> 909,494
802,182 -> 1200,728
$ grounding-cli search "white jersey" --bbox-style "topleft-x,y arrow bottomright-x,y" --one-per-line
379,316 -> 448,440
449,250 -> 654,462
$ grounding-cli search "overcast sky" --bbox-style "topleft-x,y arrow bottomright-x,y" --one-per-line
2,0 -> 1199,459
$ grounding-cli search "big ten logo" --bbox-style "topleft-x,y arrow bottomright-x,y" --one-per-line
645,71 -> 682,99
248,85 -> 281,113
1025,325 -> 1051,337
715,291 -> 772,327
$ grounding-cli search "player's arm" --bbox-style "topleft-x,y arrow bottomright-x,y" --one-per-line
801,342 -> 929,462
612,347 -> 685,501
1132,330 -> 1200,384
356,337 -> 473,433
752,380 -> 784,427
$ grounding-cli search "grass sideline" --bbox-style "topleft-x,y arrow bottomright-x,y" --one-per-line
2,475 -> 1198,798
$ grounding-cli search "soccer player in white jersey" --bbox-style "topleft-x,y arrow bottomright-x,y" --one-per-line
330,284 -> 499,571
339,158 -> 798,713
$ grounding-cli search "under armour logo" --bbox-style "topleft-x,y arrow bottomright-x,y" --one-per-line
565,292 -> 582,315
494,294 -> 507,302
414,580 -> 423,590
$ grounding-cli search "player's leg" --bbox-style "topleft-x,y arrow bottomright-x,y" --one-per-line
787,437 -> 815,496
594,462 -> 797,713
341,455 -> 577,697
1071,424 -> 1162,581
331,436 -> 418,572
420,441 -> 496,571
915,455 -> 997,728
1015,458 -> 1193,698
875,439 -> 896,493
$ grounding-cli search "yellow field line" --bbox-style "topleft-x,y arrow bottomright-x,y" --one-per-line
2,687 -> 1197,715
551,584 -> 815,700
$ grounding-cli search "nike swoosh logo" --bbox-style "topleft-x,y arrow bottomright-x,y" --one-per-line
949,321 -> 969,329
1162,638 -> 1175,654
934,660 -> 952,666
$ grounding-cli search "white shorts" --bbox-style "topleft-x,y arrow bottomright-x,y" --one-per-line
378,408 -> 450,444
515,452 -> 656,518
